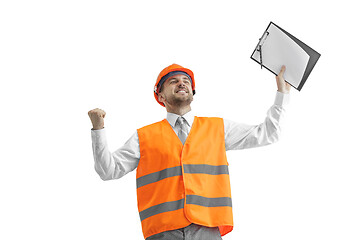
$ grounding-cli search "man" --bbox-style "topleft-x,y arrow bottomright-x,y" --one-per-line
88,63 -> 290,239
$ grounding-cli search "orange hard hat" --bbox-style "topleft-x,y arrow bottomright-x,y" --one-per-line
154,63 -> 196,107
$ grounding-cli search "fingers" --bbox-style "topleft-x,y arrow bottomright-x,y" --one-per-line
276,66 -> 285,81
278,65 -> 286,77
276,65 -> 290,93
88,108 -> 106,118
88,108 -> 106,130
99,109 -> 106,118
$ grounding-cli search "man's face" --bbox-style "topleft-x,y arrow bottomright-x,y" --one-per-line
158,74 -> 193,107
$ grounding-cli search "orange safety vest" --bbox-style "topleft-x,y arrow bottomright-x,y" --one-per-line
136,117 -> 233,239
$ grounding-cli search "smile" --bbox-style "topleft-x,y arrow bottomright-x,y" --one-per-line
176,89 -> 188,93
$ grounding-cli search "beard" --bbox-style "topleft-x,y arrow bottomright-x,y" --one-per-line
166,93 -> 193,107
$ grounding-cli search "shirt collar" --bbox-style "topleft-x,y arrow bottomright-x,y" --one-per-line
166,110 -> 194,128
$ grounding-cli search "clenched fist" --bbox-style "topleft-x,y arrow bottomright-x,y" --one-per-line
88,108 -> 106,130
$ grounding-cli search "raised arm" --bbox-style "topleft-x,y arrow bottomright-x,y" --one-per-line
88,108 -> 140,180
224,66 -> 290,151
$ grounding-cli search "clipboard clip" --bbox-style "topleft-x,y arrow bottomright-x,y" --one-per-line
256,31 -> 269,69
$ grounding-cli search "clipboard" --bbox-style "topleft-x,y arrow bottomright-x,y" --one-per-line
250,22 -> 321,91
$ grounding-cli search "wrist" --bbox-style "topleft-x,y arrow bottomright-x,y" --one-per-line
92,126 -> 104,130
277,89 -> 290,94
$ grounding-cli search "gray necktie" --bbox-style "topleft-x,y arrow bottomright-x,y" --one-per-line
176,117 -> 189,145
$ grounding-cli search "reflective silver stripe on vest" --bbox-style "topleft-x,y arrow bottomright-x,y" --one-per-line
183,164 -> 229,175
186,195 -> 232,207
137,166 -> 182,188
137,165 -> 229,188
139,198 -> 185,222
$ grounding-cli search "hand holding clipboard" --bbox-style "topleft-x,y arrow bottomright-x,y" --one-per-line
276,65 -> 291,94
251,22 -> 321,91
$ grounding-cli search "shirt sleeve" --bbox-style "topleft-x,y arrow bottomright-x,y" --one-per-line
224,91 -> 289,151
91,128 -> 140,180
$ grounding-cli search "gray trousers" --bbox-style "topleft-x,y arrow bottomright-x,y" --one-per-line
146,223 -> 222,240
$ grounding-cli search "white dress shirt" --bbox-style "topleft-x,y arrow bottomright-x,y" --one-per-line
91,92 -> 289,180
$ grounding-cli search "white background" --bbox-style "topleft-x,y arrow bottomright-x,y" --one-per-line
1,0 -> 359,239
